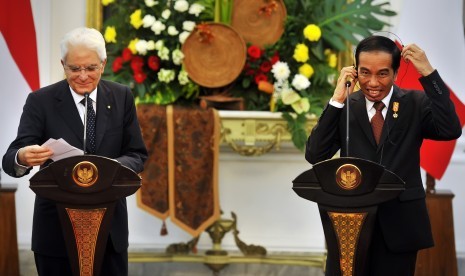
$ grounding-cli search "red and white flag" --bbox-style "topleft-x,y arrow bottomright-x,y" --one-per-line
394,0 -> 465,180
0,0 -> 39,91
0,0 -> 40,165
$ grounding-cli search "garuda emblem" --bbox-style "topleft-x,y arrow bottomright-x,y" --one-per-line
335,164 -> 362,190
72,161 -> 98,187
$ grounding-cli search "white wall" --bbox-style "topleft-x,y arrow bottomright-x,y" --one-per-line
1,0 -> 464,256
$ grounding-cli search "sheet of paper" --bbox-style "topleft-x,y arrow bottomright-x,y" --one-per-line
42,138 -> 84,161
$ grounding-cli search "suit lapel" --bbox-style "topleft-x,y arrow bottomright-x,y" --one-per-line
95,82 -> 112,151
55,80 -> 84,144
379,86 -> 405,148
350,92 -> 377,147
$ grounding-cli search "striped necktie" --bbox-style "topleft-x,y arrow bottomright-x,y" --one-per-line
371,101 -> 385,145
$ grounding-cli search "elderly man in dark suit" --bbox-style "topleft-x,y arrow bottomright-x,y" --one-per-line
306,36 -> 462,275
2,27 -> 147,276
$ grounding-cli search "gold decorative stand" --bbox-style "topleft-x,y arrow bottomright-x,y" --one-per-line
219,111 -> 317,156
130,211 -> 325,275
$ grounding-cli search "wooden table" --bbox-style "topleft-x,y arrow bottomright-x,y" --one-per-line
415,189 -> 458,276
0,184 -> 20,276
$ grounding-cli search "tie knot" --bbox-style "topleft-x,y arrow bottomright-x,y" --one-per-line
374,101 -> 385,111
80,97 -> 93,106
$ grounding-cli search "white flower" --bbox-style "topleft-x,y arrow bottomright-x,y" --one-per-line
292,74 -> 311,90
135,40 -> 149,55
154,40 -> 164,51
182,21 -> 196,32
174,0 -> 189,12
145,0 -> 158,7
158,46 -> 170,60
179,31 -> 190,44
271,61 -> 291,81
327,73 -> 336,85
167,26 -> 179,36
188,3 -> 204,17
151,21 -> 166,35
178,70 -> 190,85
147,40 -> 156,51
161,9 -> 171,20
142,15 -> 156,28
158,69 -> 175,83
172,49 -> 185,65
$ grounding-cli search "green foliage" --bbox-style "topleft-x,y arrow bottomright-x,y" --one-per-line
101,0 -> 395,151
272,0 -> 396,150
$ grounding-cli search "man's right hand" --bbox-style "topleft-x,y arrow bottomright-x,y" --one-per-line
332,66 -> 358,104
17,145 -> 53,167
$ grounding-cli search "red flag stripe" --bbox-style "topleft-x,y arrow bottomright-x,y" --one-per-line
0,0 -> 40,91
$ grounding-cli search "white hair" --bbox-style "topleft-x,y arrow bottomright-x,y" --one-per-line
60,27 -> 107,62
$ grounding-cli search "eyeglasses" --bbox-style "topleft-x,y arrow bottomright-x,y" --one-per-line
64,64 -> 102,74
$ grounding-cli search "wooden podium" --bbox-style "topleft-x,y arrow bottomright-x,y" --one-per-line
29,155 -> 141,276
293,157 -> 404,276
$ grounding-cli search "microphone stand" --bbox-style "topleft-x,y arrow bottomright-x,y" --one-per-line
83,93 -> 89,155
345,81 -> 351,156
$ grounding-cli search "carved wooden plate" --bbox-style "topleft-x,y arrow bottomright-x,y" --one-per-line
182,22 -> 246,88
231,0 -> 287,48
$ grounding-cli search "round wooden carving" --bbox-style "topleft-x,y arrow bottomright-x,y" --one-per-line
182,22 -> 246,88
231,0 -> 287,48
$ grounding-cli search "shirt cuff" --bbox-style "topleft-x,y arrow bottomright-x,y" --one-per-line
329,98 -> 345,108
14,150 -> 30,177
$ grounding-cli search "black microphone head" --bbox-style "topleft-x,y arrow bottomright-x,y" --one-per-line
345,81 -> 351,87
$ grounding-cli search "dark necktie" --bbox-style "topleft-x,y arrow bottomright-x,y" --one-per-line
371,101 -> 385,145
81,97 -> 96,154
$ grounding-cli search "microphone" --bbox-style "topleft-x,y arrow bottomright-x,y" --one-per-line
83,92 -> 89,154
345,80 -> 350,156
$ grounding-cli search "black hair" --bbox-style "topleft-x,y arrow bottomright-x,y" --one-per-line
355,35 -> 402,74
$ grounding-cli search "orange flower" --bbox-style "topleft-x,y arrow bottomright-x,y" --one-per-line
258,81 -> 274,94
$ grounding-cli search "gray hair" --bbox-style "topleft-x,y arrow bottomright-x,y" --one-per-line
60,27 -> 107,62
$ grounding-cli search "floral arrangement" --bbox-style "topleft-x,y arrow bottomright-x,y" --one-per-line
102,0 -> 214,105
230,0 -> 395,148
101,0 -> 395,150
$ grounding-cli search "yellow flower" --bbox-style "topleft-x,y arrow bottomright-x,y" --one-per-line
281,89 -> 301,105
292,98 -> 310,114
128,38 -> 139,54
101,0 -> 115,6
303,24 -> 322,42
104,26 -> 117,43
299,63 -> 314,79
328,53 -> 337,68
293,43 -> 309,63
130,9 -> 143,29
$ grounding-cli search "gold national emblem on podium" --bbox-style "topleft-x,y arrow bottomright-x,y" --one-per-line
72,161 -> 99,187
335,164 -> 362,190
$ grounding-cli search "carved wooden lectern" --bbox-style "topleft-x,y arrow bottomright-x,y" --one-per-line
293,157 -> 404,276
29,155 -> 141,276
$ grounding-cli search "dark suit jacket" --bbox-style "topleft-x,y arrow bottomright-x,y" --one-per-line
306,70 -> 462,252
2,79 -> 148,257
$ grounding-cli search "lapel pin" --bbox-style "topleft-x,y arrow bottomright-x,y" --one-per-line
392,102 -> 399,118
107,105 -> 111,109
